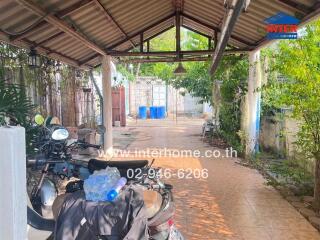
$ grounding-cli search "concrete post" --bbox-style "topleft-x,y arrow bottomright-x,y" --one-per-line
0,126 -> 27,240
102,55 -> 113,158
243,50 -> 262,156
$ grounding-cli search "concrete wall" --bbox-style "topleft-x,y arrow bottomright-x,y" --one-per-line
260,116 -> 285,156
259,115 -> 300,158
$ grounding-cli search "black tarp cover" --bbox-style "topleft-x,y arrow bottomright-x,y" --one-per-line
54,187 -> 148,240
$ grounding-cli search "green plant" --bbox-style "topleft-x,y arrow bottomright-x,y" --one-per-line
0,80 -> 34,126
217,56 -> 248,154
268,159 -> 314,196
263,20 -> 320,211
0,80 -> 36,153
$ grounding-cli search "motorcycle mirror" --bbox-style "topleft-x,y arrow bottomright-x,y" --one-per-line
97,125 -> 106,134
34,114 -> 45,125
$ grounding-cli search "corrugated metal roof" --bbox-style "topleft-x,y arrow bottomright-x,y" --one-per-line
0,0 -> 319,68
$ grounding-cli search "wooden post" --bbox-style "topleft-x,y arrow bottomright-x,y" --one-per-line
0,127 -> 27,240
102,55 -> 113,158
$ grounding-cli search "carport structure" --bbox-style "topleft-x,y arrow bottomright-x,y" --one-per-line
1,0 -> 320,155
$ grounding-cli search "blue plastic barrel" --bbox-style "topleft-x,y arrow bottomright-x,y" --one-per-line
150,106 -> 157,119
138,106 -> 147,119
156,106 -> 166,119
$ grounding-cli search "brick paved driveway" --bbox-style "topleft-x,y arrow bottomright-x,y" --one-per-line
113,118 -> 320,240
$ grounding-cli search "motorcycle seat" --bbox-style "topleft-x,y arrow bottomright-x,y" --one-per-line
88,159 -> 149,177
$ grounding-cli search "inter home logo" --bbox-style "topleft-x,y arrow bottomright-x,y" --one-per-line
264,12 -> 300,39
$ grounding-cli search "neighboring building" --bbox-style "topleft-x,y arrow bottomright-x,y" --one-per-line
129,76 -> 209,117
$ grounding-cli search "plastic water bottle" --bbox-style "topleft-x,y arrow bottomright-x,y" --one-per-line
106,177 -> 127,201
83,167 -> 121,201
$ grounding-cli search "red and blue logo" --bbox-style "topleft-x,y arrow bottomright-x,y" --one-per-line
264,12 -> 300,39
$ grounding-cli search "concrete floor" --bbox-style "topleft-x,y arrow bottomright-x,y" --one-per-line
113,118 -> 320,240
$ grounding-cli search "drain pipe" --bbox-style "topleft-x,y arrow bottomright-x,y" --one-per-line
89,70 -> 104,145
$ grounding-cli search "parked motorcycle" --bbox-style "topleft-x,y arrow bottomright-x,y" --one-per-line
27,115 -> 184,240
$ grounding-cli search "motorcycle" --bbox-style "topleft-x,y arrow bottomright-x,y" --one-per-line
27,115 -> 184,240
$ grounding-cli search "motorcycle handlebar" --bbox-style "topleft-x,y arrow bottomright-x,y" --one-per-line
77,141 -> 101,149
85,143 -> 101,149
26,158 -> 47,167
26,157 -> 64,167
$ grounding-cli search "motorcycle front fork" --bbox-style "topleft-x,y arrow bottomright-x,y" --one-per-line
30,163 -> 50,205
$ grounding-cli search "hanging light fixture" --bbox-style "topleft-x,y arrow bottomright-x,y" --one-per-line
45,58 -> 53,73
46,58 -> 53,66
28,48 -> 41,68
76,69 -> 82,78
55,61 -> 62,73
173,62 -> 186,76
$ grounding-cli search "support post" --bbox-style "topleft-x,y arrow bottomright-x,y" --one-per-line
140,33 -> 144,52
89,71 -> 104,145
102,55 -> 113,158
176,11 -> 181,59
146,40 -> 150,59
242,50 -> 262,156
0,127 -> 27,240
214,30 -> 218,50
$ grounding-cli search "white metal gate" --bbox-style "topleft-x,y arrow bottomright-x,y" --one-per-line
152,84 -> 166,106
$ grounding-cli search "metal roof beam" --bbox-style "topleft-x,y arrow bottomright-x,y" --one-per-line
11,0 -> 93,41
210,0 -> 247,74
33,32 -> 65,47
79,54 -> 100,66
56,0 -> 94,18
107,49 -> 249,57
15,0 -> 106,56
122,57 -> 210,63
172,0 -> 184,12
182,25 -> 212,39
277,0 -> 310,14
181,12 -> 255,48
255,3 -> 320,50
93,0 -> 135,47
0,29 -> 92,69
10,21 -> 47,41
119,50 -> 247,63
22,39 -> 83,67
125,25 -> 175,52
107,13 -> 175,50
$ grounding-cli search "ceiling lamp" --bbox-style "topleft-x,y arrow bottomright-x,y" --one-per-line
173,62 -> 186,76
76,69 -> 82,78
28,48 -> 41,68
55,61 -> 62,73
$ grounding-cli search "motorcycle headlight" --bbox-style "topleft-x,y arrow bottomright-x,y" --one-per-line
51,128 -> 69,141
